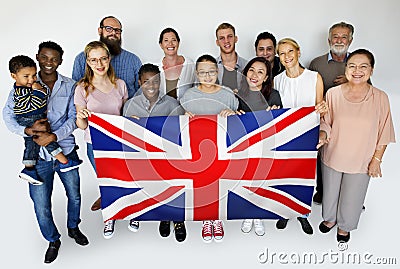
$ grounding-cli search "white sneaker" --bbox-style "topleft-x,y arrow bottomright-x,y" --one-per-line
103,220 -> 115,239
254,219 -> 265,236
128,219 -> 139,232
241,219 -> 253,233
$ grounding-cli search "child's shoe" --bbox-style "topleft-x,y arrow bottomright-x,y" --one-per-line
59,159 -> 83,172
19,168 -> 43,185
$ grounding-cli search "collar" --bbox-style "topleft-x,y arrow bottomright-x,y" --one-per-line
328,51 -> 349,63
139,92 -> 164,105
217,52 -> 243,70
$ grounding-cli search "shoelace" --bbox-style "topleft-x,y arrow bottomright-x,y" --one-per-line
213,220 -> 223,233
203,221 -> 213,234
104,220 -> 114,231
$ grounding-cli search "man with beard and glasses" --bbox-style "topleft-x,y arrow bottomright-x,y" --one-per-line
72,16 -> 142,99
309,22 -> 354,206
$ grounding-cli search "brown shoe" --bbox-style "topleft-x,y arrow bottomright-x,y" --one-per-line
91,197 -> 101,211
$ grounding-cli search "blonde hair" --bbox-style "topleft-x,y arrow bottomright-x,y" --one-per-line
79,41 -> 117,97
276,38 -> 300,54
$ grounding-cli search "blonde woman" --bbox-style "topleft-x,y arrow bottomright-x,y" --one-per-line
74,41 -> 130,239
273,38 -> 327,234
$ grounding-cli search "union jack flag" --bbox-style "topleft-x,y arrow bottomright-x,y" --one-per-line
88,107 -> 319,221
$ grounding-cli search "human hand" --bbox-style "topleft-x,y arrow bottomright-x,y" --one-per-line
315,100 -> 328,117
185,111 -> 195,118
316,131 -> 329,149
219,109 -> 235,117
32,82 -> 47,93
77,108 -> 92,119
30,118 -> 51,133
129,115 -> 140,120
266,105 -> 280,111
368,158 -> 382,177
236,110 -> 245,115
334,75 -> 347,85
33,132 -> 57,146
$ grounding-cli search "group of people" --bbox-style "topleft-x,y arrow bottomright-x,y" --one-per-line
2,16 -> 395,264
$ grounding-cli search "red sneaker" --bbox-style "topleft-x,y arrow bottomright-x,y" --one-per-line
202,220 -> 213,243
213,220 -> 224,242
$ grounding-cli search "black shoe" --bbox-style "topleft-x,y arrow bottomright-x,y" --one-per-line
318,221 -> 335,233
337,232 -> 350,242
276,219 -> 288,229
174,221 -> 186,242
44,239 -> 61,264
297,217 -> 313,234
68,227 -> 89,246
159,221 -> 171,237
313,192 -> 322,205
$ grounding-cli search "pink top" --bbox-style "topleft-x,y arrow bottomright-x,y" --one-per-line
320,85 -> 395,174
74,79 -> 128,143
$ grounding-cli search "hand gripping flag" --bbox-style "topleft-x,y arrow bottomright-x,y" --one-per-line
88,107 -> 319,221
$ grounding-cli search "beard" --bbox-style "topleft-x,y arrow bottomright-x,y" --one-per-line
330,43 -> 349,57
100,35 -> 122,56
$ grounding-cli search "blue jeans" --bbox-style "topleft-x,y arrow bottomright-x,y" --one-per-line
17,113 -> 62,165
29,148 -> 81,242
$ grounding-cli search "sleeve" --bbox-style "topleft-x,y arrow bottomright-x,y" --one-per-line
74,84 -> 88,107
2,89 -> 26,136
13,86 -> 48,113
268,90 -> 283,108
319,90 -> 333,138
72,53 -> 85,82
231,93 -> 239,110
376,90 -> 396,147
53,82 -> 78,141
133,56 -> 142,94
121,80 -> 128,100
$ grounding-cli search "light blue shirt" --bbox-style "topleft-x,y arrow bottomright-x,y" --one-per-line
72,49 -> 142,99
327,51 -> 349,63
3,72 -> 77,161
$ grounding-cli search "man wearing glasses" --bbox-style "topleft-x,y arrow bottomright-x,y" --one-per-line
72,16 -> 142,99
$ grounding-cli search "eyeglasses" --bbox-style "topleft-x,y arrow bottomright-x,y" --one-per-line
87,56 -> 110,65
197,70 -> 217,77
346,64 -> 371,71
101,26 -> 122,34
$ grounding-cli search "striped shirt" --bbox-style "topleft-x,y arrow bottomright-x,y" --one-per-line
13,84 -> 49,116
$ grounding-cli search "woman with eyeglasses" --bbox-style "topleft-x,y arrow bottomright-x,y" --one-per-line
74,41 -> 129,239
180,54 -> 238,243
317,49 -> 395,243
158,27 -> 196,100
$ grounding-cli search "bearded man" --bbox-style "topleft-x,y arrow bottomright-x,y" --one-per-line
309,22 -> 355,206
72,16 -> 142,99
309,22 -> 355,95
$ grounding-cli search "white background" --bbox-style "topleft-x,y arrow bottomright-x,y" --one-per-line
1,0 -> 399,268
